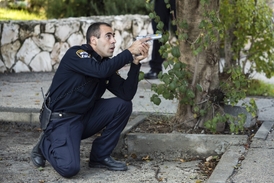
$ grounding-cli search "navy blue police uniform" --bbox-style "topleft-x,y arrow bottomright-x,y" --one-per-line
39,44 -> 140,177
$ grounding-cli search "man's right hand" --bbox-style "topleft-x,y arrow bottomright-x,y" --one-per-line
128,37 -> 151,56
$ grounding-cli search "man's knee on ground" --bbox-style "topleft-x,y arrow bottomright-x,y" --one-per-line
57,164 -> 80,178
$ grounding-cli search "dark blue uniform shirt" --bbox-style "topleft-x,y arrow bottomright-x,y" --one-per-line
48,44 -> 140,114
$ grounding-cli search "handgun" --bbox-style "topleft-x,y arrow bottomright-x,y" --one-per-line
136,34 -> 162,41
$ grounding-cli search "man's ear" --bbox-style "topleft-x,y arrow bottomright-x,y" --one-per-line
90,36 -> 97,45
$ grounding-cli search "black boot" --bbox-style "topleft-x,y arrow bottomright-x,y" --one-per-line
144,70 -> 160,79
31,132 -> 46,167
89,156 -> 128,171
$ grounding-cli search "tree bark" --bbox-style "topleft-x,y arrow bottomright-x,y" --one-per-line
223,0 -> 237,73
176,0 -> 220,127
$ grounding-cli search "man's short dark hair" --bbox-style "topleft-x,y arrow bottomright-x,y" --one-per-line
86,22 -> 112,44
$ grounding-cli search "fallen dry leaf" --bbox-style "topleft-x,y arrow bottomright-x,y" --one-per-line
142,155 -> 150,161
206,156 -> 213,162
131,153 -> 137,159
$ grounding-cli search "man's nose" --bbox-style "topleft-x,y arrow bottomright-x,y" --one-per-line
111,37 -> 116,44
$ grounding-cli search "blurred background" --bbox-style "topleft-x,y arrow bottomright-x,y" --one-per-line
0,0 -> 153,20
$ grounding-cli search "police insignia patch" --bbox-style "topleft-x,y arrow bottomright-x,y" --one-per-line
76,50 -> 90,58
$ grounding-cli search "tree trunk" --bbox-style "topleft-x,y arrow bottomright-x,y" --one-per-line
222,0 -> 238,75
176,0 -> 220,128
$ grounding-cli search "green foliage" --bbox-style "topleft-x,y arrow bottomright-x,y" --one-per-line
149,2 -> 195,106
103,0 -> 151,16
6,0 -> 152,19
220,67 -> 250,106
204,91 -> 258,134
151,60 -> 195,106
45,0 -> 92,18
243,98 -> 258,118
200,67 -> 259,133
29,0 -> 45,14
204,113 -> 246,134
202,67 -> 259,134
7,0 -> 29,10
219,0 -> 274,78
204,113 -> 225,134
150,45 -> 195,106
228,113 -> 246,134
185,5 -> 221,56
147,0 -> 266,134
138,71 -> 145,82
151,94 -> 161,106
245,79 -> 274,97
0,8 -> 45,20
44,0 -> 151,19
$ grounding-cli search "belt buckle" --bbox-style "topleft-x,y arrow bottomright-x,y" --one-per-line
59,113 -> 63,117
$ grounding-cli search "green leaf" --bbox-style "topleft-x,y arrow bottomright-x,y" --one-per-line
179,20 -> 188,29
157,21 -> 164,30
162,33 -> 169,43
204,121 -> 212,129
196,84 -> 203,92
138,71 -> 144,81
157,84 -> 165,94
38,167 -> 44,171
186,90 -> 195,98
193,106 -> 199,112
200,110 -> 206,116
173,62 -> 181,70
149,12 -> 155,19
171,46 -> 181,58
179,85 -> 186,93
169,82 -> 176,91
152,96 -> 161,105
162,74 -> 171,84
171,19 -> 176,26
163,91 -> 171,99
199,20 -> 207,29
163,60 -> 169,69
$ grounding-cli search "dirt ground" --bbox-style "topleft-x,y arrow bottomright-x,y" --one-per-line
131,114 -> 261,136
0,121 -> 208,183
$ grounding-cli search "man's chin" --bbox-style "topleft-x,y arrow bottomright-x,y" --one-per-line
107,52 -> 114,57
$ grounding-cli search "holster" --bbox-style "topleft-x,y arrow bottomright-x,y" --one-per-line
39,89 -> 52,131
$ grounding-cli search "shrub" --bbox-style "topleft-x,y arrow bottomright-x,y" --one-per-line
44,0 -> 151,19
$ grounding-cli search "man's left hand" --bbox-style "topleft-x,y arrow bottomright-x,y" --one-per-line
132,41 -> 150,65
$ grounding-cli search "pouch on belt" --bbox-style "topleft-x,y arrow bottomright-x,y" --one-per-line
39,88 -> 52,131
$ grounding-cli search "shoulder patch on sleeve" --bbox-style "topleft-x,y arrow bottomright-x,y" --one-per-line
76,49 -> 91,58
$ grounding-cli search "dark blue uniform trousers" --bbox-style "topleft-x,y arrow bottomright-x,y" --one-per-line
40,97 -> 132,178
150,0 -> 177,73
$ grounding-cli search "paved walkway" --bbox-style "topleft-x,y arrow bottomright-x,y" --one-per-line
0,63 -> 274,182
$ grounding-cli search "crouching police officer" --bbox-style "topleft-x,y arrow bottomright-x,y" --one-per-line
30,22 -> 150,178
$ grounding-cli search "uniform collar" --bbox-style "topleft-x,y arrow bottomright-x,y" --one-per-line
82,44 -> 107,62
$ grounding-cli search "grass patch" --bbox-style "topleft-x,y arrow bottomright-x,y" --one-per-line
246,79 -> 274,97
0,8 -> 46,21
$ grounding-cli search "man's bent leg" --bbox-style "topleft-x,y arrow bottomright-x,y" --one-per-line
40,115 -> 83,178
31,132 -> 46,167
81,98 -> 132,170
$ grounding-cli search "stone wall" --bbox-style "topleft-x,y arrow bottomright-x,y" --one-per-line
0,15 -> 153,73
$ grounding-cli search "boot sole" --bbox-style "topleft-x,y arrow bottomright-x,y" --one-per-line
89,163 -> 127,171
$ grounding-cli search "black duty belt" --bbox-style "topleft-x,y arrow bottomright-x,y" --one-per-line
50,112 -> 79,119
